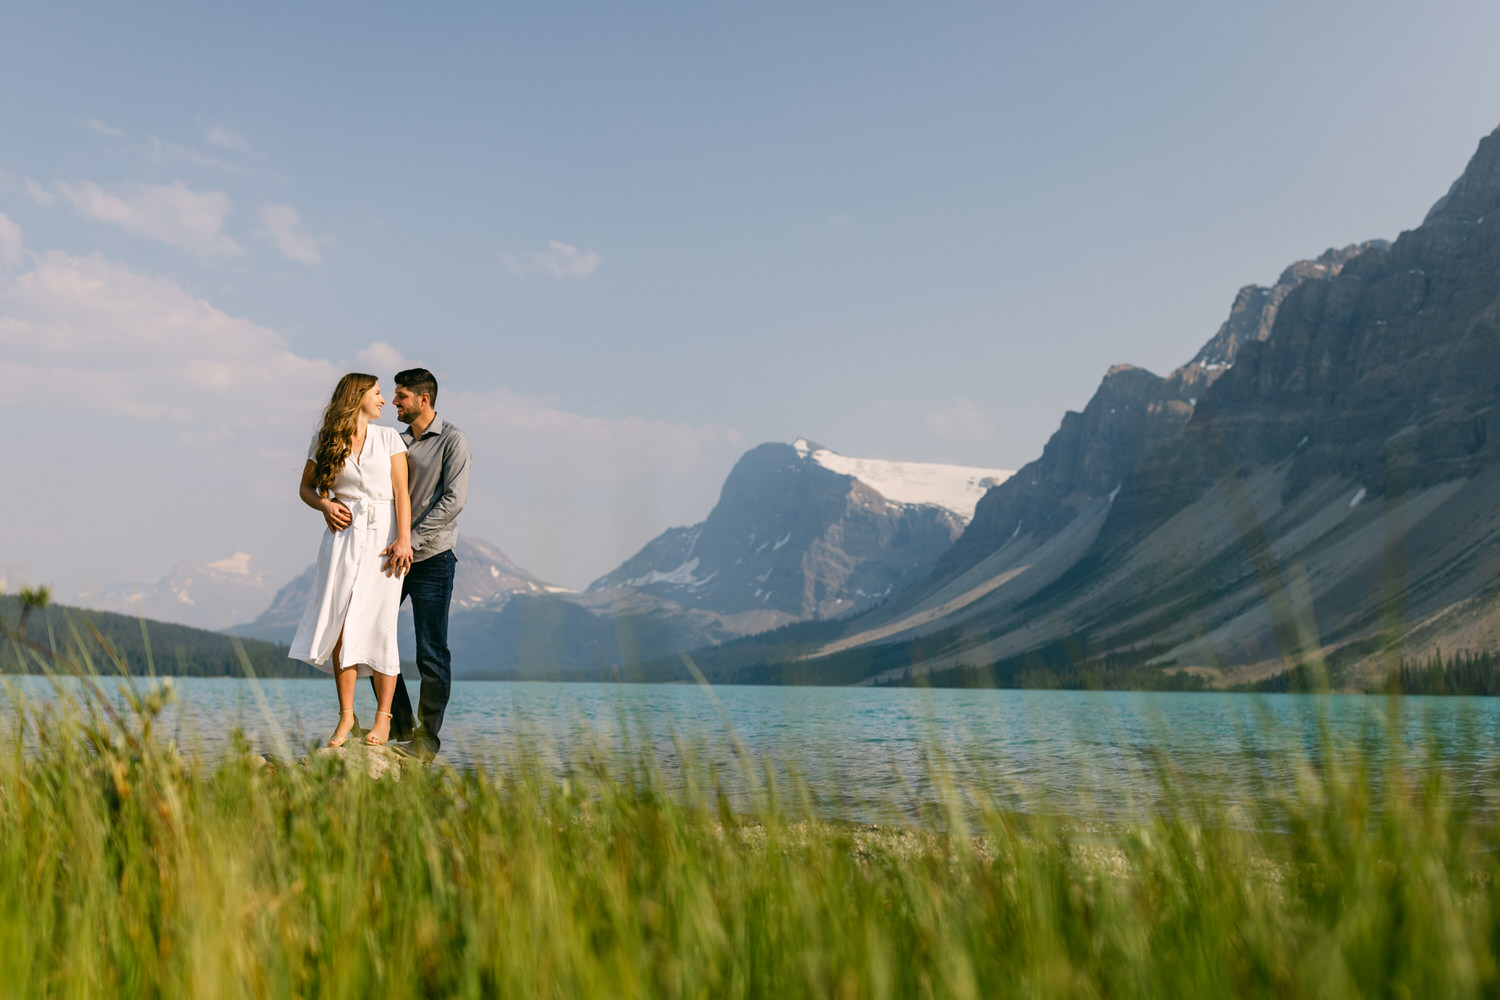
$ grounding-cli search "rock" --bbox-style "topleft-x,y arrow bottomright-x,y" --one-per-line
302,742 -> 406,781
1167,242 -> 1383,399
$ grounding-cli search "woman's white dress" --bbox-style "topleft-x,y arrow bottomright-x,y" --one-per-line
288,424 -> 407,677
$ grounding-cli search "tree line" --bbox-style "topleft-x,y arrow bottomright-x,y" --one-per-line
1,594 -> 321,678
1383,649 -> 1500,696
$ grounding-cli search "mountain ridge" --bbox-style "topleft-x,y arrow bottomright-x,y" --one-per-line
699,124 -> 1500,688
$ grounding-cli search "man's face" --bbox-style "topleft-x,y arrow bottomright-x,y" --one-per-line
393,385 -> 424,423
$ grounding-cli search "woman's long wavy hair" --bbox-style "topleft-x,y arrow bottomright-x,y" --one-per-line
311,373 -> 378,496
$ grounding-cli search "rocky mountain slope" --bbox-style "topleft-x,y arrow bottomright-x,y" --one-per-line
778,125 -> 1500,688
909,241 -> 1381,600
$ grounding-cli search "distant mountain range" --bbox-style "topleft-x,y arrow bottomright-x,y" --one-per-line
223,441 -> 1009,678
74,552 -> 276,631
230,535 -> 562,655
72,122 -> 1500,691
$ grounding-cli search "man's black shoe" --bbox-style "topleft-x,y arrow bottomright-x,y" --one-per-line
410,729 -> 441,761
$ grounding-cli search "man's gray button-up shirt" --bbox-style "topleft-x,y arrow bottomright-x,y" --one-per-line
400,415 -> 471,563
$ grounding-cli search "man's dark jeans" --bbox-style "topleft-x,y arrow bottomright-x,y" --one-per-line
388,548 -> 456,752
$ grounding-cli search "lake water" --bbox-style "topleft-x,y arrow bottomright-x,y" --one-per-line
7,677 -> 1500,822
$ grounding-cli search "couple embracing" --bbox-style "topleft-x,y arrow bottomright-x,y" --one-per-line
287,368 -> 471,758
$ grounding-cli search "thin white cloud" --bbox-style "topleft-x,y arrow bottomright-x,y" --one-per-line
828,213 -> 852,228
0,251 -> 329,423
83,119 -> 125,138
256,202 -> 324,264
137,137 -> 242,174
0,213 -> 22,268
925,397 -> 996,444
53,179 -> 243,256
1,247 -> 744,589
76,118 -> 243,173
25,179 -> 56,206
502,241 -> 602,279
203,125 -> 253,154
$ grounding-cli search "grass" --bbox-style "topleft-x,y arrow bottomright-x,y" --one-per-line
6,640 -> 1500,997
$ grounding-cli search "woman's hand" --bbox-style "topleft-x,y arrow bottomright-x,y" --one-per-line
300,459 -> 352,532
321,498 -> 353,533
381,538 -> 413,577
383,450 -> 414,577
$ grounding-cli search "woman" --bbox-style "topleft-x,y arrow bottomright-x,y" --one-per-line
288,373 -> 414,747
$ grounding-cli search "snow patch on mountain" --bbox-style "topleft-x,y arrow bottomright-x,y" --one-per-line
625,558 -> 717,589
206,552 -> 256,576
791,438 -> 1012,521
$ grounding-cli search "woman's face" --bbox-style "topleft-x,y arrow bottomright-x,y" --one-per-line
360,384 -> 385,420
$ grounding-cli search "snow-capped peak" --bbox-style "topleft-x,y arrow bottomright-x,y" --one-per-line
791,438 -> 1012,521
206,552 -> 256,576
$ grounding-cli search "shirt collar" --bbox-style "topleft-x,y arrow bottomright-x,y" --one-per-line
402,414 -> 444,443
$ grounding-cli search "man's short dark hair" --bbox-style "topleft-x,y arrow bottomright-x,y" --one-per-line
395,368 -> 438,407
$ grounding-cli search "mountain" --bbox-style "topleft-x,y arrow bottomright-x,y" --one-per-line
233,535 -> 559,645
1166,243 -> 1380,399
702,125 -> 1500,689
928,242 -> 1384,589
587,439 -> 1008,626
442,440 -> 1010,679
74,552 -> 276,631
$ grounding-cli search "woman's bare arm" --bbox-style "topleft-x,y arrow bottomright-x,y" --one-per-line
299,459 -> 353,533
383,452 -> 414,577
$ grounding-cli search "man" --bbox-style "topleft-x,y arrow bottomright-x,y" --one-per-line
379,367 -> 470,759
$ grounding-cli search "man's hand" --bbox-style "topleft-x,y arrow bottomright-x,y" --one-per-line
321,499 -> 353,533
381,540 -> 414,578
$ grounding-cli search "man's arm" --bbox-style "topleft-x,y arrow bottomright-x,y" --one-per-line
409,430 -> 471,553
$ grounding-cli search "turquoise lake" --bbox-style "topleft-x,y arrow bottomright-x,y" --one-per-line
7,678 -> 1499,822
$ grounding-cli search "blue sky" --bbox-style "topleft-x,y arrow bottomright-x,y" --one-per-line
5,2 -> 1500,595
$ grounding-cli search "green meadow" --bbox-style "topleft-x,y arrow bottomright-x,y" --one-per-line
5,667 -> 1500,998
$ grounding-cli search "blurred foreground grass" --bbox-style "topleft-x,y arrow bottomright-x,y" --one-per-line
5,668 -> 1500,998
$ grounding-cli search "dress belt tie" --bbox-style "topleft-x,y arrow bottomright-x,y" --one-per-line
334,495 -> 394,529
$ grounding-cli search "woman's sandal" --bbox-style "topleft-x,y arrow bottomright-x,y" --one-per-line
364,710 -> 394,746
327,709 -> 359,748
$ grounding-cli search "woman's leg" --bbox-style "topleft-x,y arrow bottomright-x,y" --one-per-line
329,633 -> 359,746
365,670 -> 397,744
